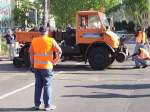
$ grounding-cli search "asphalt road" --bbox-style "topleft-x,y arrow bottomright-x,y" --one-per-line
0,44 -> 150,112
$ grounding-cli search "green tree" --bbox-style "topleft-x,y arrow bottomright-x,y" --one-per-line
124,0 -> 148,26
35,0 -> 44,4
50,0 -> 120,28
13,0 -> 121,28
13,0 -> 32,27
13,0 -> 43,27
50,0 -> 81,28
32,1 -> 43,25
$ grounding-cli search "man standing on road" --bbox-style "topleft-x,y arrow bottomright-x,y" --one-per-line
29,27 -> 62,111
4,29 -> 16,60
134,27 -> 148,53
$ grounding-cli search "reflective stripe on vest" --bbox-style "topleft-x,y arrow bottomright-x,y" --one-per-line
34,60 -> 49,64
34,52 -> 53,57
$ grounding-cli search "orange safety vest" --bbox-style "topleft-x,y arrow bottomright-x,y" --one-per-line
139,48 -> 150,59
31,35 -> 54,69
136,31 -> 146,43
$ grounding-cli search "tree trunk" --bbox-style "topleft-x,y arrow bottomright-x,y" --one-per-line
44,0 -> 49,27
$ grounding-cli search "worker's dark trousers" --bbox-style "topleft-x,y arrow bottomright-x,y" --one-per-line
34,69 -> 53,108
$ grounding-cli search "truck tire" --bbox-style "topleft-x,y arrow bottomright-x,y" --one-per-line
13,57 -> 22,68
19,46 -> 25,58
116,52 -> 127,63
19,43 -> 31,67
22,46 -> 31,67
88,47 -> 111,70
109,56 -> 115,65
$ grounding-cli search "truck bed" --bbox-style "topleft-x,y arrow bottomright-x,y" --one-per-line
16,32 -> 41,43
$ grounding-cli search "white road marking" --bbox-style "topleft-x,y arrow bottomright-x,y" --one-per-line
0,83 -> 34,100
0,71 -> 63,100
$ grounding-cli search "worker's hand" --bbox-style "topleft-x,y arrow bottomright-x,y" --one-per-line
52,61 -> 57,65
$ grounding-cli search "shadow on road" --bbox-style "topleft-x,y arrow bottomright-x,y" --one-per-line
61,72 -> 141,75
107,63 -> 138,70
0,63 -> 29,73
0,107 -> 43,111
54,64 -> 93,71
65,84 -> 150,89
0,61 -> 143,73
55,64 -> 137,71
62,93 -> 150,99
63,84 -> 150,98
107,67 -> 134,70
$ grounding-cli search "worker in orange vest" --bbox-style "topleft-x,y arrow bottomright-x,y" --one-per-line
134,27 -> 148,53
29,27 -> 62,111
132,47 -> 150,69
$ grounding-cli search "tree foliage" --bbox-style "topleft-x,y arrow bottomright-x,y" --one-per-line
13,0 -> 31,26
13,0 -> 43,27
50,0 -> 120,28
13,0 -> 148,29
124,0 -> 148,26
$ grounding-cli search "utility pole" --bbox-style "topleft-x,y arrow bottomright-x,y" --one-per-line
44,0 -> 49,28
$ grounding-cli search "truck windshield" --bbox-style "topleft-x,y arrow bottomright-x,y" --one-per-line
98,12 -> 110,28
88,15 -> 101,28
87,13 -> 109,29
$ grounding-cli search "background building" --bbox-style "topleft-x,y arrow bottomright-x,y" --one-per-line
0,0 -> 15,33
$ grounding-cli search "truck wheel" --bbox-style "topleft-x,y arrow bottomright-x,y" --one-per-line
109,56 -> 115,65
13,57 -> 22,68
19,46 -> 25,58
18,43 -> 31,67
23,54 -> 30,67
116,52 -> 127,63
88,47 -> 111,70
22,46 -> 31,67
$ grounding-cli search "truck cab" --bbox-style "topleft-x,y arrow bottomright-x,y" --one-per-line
76,10 -> 119,48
